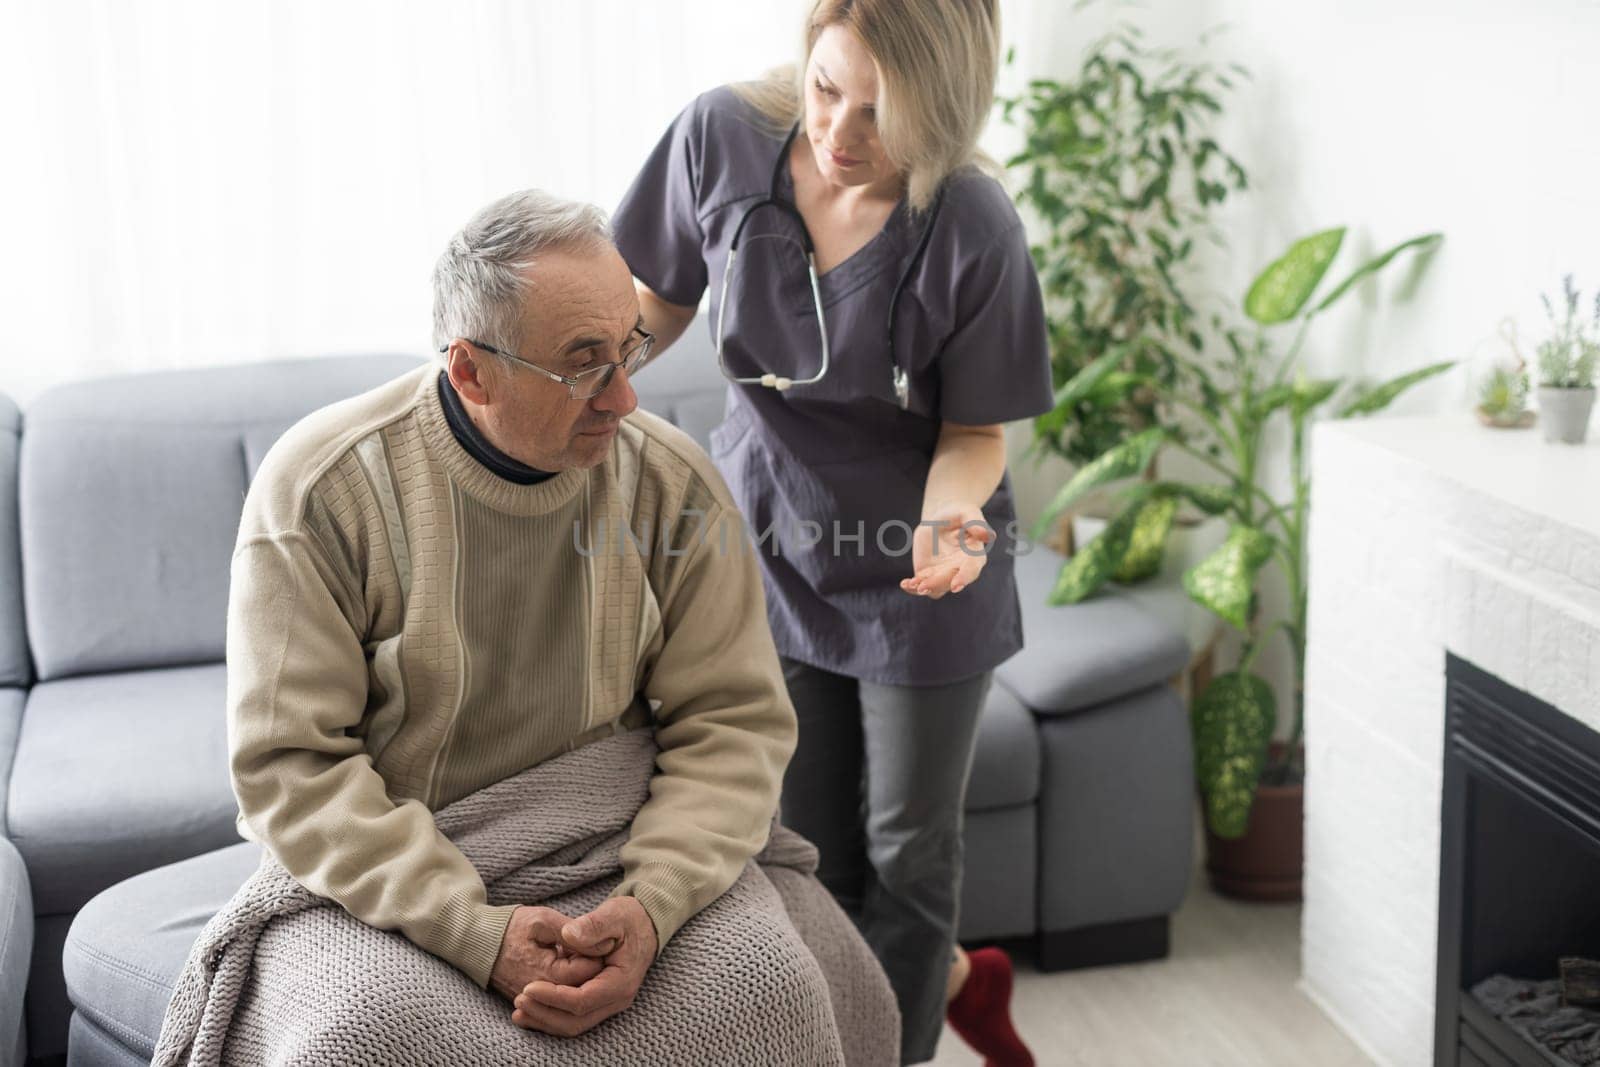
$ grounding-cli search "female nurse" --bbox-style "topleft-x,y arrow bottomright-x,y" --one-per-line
612,2 -> 1050,1063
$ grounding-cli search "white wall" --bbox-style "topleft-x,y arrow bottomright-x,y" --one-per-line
1002,0 -> 1600,735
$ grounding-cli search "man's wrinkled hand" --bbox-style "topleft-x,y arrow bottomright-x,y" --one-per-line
489,905 -> 604,1004
511,896 -> 659,1037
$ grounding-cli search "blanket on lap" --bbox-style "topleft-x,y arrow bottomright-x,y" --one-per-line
153,730 -> 899,1066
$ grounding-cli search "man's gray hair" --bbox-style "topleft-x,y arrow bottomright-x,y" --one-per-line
431,189 -> 613,357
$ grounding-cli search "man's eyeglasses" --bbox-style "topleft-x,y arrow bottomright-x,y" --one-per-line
440,329 -> 654,400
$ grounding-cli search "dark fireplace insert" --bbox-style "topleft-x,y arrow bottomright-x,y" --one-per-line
1435,653 -> 1600,1066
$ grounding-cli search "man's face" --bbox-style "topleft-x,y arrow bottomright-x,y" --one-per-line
454,244 -> 641,472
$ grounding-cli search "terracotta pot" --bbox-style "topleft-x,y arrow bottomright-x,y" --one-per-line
1204,747 -> 1304,902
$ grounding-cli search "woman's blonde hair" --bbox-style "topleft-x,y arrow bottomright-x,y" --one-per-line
733,0 -> 1002,212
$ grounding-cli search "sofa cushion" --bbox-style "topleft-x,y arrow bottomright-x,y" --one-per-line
9,664 -> 239,913
68,1013 -> 147,1067
0,394 -> 26,687
998,547 -> 1192,715
65,841 -> 261,1064
19,354 -> 422,681
965,683 -> 1040,812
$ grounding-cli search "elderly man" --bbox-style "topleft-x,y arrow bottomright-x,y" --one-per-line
214,189 -> 816,1045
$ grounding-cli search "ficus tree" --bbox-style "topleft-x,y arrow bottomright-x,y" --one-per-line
1001,17 -> 1250,469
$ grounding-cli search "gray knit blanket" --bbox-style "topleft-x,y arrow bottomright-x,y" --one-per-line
153,730 -> 899,1066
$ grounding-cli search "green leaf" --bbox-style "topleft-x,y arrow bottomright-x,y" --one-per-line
1164,481 -> 1234,515
1244,228 -> 1346,325
1046,504 -> 1139,605
1336,360 -> 1455,418
1052,348 -> 1124,408
1112,494 -> 1179,582
1193,672 -> 1277,838
1314,233 -> 1442,313
1291,378 -> 1341,417
1083,370 -> 1149,406
1250,383 -> 1297,420
1032,427 -> 1167,540
1183,524 -> 1274,630
1114,60 -> 1147,101
1252,378 -> 1340,422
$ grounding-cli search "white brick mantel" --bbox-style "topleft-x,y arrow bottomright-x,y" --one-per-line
1301,414 -> 1600,1067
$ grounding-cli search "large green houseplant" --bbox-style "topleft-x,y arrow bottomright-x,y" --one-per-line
1001,16 -> 1249,471
1032,227 -> 1450,839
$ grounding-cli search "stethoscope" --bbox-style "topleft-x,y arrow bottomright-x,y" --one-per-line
715,123 -> 945,410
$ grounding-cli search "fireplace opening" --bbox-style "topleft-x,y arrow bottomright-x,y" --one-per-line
1435,653 -> 1600,1067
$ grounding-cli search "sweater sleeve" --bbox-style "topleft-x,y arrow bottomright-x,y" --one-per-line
612,504 -> 798,948
226,532 -> 518,989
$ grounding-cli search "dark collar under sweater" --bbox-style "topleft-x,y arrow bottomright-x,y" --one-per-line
435,372 -> 556,485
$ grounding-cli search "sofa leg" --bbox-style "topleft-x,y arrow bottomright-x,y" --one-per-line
1037,916 -> 1170,972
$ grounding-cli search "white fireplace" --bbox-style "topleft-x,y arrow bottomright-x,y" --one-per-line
1302,414 -> 1600,1066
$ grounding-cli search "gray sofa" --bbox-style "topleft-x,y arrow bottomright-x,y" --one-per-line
0,325 -> 1194,1066
0,838 -> 31,1067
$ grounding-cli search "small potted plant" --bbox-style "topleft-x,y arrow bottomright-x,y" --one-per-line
1533,276 -> 1599,444
1476,360 -> 1532,429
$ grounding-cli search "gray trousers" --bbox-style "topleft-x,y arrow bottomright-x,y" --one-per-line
777,657 -> 992,1065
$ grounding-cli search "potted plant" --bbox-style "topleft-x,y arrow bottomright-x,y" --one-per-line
1001,11 -> 1250,545
1531,276 -> 1599,444
1031,226 -> 1450,899
1476,360 -> 1532,429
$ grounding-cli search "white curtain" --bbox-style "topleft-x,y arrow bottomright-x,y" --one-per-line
0,0 -> 1064,403
0,0 -> 810,400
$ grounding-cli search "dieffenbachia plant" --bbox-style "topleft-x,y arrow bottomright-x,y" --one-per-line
1033,227 -> 1450,837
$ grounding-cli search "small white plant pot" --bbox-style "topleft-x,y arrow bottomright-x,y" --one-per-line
1538,386 -> 1596,444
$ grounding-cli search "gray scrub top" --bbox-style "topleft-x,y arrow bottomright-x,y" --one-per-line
613,86 -> 1053,686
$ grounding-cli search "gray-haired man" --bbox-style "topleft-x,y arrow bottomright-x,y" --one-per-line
225,189 -> 798,1036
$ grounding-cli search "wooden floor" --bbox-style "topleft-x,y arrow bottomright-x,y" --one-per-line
931,857 -> 1374,1066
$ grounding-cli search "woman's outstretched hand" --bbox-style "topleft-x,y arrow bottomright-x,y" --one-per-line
901,501 -> 994,599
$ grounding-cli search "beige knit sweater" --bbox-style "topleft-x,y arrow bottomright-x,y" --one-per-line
225,365 -> 797,992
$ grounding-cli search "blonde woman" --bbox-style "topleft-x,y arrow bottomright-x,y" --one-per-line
612,3 -> 1046,1063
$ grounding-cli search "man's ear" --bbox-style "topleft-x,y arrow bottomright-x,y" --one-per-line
445,342 -> 493,406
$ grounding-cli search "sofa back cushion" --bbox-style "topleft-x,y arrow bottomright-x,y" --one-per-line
627,319 -> 728,452
19,355 -> 422,681
16,323 -> 734,683
0,395 -> 26,686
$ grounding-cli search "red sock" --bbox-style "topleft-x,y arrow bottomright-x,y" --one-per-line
945,947 -> 1034,1067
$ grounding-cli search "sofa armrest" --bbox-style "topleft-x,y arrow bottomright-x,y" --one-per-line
0,689 -> 22,839
0,392 -> 27,690
997,548 -> 1192,716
